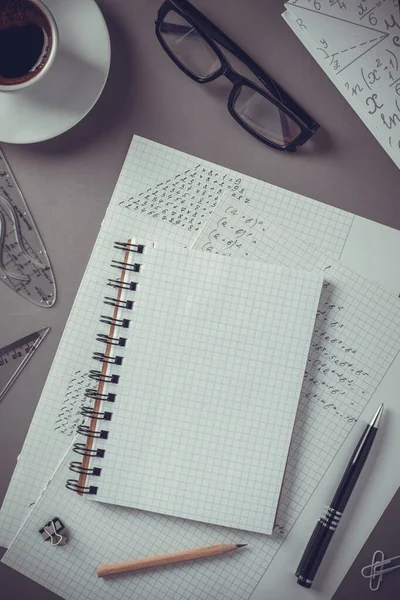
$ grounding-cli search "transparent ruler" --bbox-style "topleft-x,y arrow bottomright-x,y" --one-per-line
0,150 -> 56,307
0,327 -> 50,404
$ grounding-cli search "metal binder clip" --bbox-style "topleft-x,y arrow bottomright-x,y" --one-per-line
39,518 -> 68,546
361,550 -> 400,591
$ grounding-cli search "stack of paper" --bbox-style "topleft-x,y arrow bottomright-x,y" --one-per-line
1,137 -> 400,600
283,1 -> 400,169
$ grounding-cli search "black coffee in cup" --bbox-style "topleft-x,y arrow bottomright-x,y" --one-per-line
0,0 -> 54,86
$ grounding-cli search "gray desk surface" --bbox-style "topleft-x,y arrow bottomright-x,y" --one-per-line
0,1 -> 399,598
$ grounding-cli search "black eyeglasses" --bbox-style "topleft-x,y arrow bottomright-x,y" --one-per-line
155,0 -> 319,153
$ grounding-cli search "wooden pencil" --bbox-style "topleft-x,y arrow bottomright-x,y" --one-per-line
97,543 -> 247,577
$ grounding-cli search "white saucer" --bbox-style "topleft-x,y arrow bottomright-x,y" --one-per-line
0,0 -> 111,144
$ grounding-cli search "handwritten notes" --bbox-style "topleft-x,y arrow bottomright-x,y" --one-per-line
53,371 -> 90,437
118,162 -> 353,257
284,0 -> 400,167
120,166 -> 226,235
194,194 -> 400,537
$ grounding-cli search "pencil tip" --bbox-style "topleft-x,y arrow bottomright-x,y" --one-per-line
236,544 -> 247,548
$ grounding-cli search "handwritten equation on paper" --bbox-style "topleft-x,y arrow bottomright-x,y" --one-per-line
119,165 -> 245,233
286,0 -> 400,165
53,370 -> 90,437
194,195 -> 400,428
118,163 -> 354,258
194,195 -> 400,541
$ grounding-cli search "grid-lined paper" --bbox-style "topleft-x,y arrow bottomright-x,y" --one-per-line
0,136 -> 355,548
2,196 -> 400,600
84,245 -> 322,534
0,447 -> 295,600
194,194 -> 400,544
113,137 -> 354,257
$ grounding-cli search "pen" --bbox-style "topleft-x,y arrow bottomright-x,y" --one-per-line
97,543 -> 247,577
296,403 -> 384,588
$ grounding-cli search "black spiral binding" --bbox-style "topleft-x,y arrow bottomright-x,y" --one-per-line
103,297 -> 134,310
89,369 -> 120,384
84,388 -> 116,402
99,315 -> 130,328
96,333 -> 127,346
107,279 -> 137,291
69,462 -> 102,476
65,480 -> 99,494
111,260 -> 141,272
73,443 -> 105,457
67,240 -> 143,494
93,352 -> 123,365
77,425 -> 109,439
81,407 -> 113,421
114,241 -> 144,253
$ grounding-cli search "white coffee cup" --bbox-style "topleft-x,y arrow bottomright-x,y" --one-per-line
0,0 -> 58,92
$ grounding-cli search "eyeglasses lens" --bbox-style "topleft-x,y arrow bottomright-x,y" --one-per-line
233,85 -> 301,145
160,10 -> 221,79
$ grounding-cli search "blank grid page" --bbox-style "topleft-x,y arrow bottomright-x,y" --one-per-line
88,246 -> 323,534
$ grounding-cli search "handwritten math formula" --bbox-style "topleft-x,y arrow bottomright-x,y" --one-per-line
53,370 -> 91,437
194,193 -> 400,548
286,0 -> 400,167
195,195 -> 400,430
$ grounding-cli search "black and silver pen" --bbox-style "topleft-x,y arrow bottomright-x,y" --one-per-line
296,403 -> 384,588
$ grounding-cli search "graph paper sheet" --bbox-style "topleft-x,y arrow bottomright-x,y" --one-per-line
193,194 -> 400,548
82,244 -> 322,534
0,136 -> 356,549
2,208 -> 400,600
2,212 -> 400,600
0,446 -> 294,600
112,137 -> 354,258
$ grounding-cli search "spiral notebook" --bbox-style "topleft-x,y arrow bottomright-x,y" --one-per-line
63,239 -> 322,534
0,135 -> 357,550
